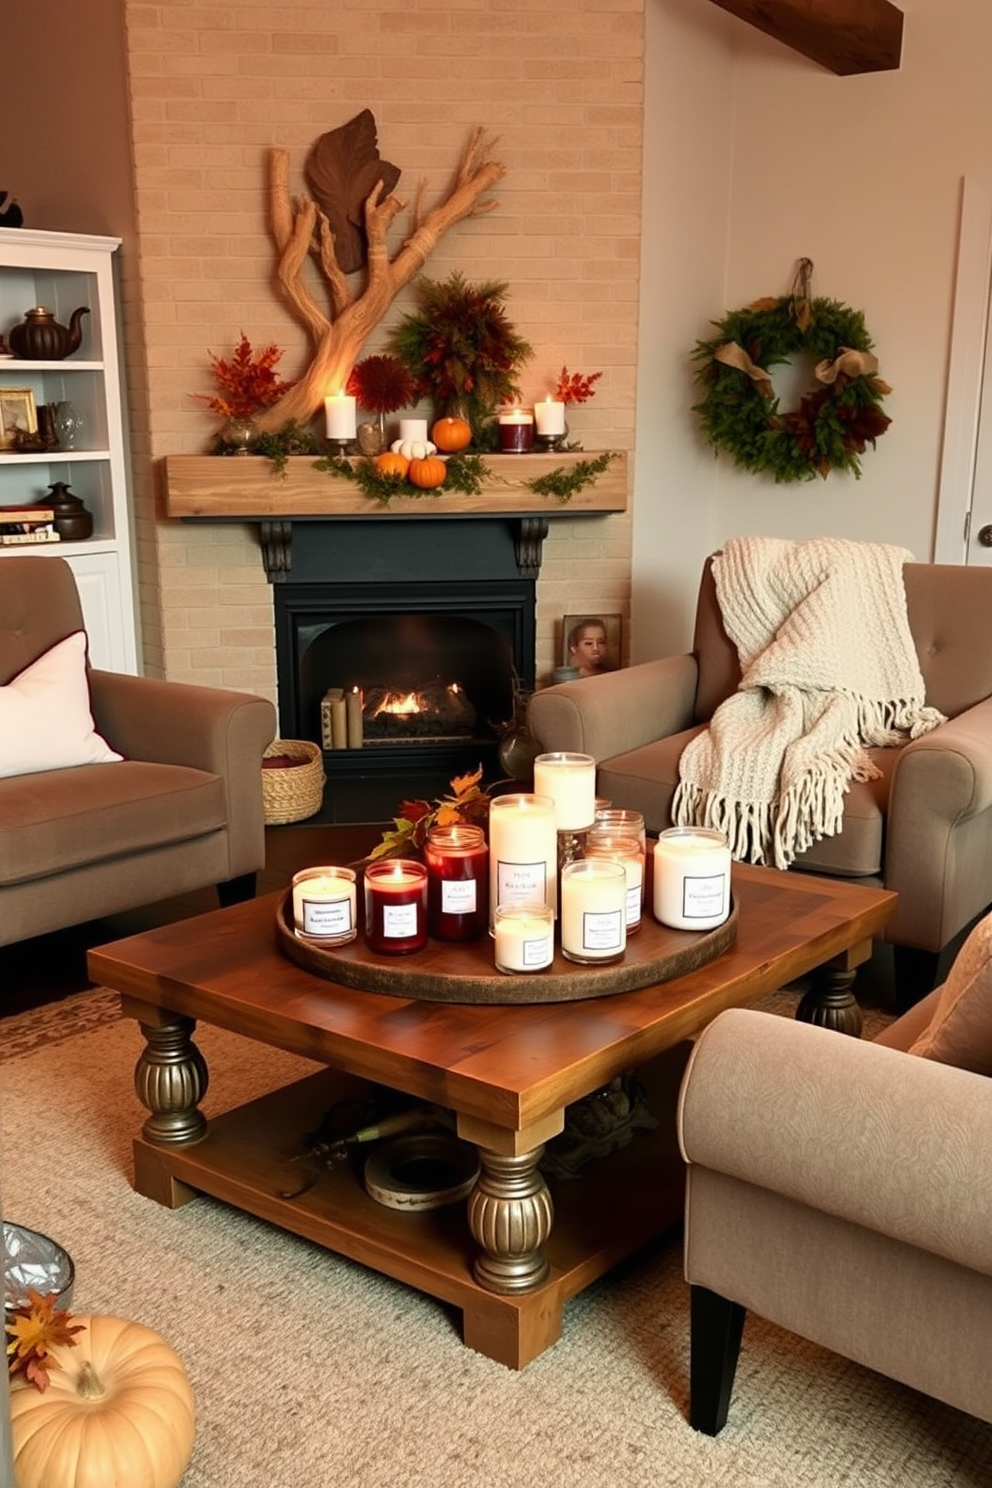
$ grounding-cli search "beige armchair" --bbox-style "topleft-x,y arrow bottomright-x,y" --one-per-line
0,555 -> 276,946
677,1000 -> 992,1434
529,559 -> 992,1007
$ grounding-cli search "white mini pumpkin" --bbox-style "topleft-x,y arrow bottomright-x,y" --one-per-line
390,438 -> 437,460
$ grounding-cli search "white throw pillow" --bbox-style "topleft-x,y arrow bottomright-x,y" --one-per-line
0,631 -> 123,778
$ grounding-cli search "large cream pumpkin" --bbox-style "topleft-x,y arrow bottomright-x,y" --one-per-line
10,1314 -> 196,1488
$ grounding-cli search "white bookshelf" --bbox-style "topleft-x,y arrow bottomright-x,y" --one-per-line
0,228 -> 138,672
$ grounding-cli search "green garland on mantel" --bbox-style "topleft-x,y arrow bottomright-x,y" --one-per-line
247,424 -> 619,506
692,265 -> 892,483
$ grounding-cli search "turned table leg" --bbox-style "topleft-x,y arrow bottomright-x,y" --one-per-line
132,1008 -> 210,1146
795,940 -> 868,1038
466,1145 -> 554,1294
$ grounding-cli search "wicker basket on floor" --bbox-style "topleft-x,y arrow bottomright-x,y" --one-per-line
262,739 -> 325,825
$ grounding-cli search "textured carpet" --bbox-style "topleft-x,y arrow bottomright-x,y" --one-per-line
1,988 -> 989,1488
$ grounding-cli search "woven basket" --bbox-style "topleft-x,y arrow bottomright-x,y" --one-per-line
262,739 -> 325,825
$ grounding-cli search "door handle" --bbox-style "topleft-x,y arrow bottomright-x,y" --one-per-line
978,525 -> 992,547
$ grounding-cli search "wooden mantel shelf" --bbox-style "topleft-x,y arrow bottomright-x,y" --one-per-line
160,451 -> 628,520
160,451 -> 627,581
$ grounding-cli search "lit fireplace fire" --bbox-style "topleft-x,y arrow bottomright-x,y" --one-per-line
363,681 -> 477,741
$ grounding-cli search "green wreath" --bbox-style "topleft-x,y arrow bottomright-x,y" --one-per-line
692,288 -> 891,483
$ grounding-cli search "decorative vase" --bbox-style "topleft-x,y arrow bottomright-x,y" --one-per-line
357,412 -> 387,456
44,482 -> 93,541
52,400 -> 84,450
497,689 -> 541,780
219,414 -> 259,455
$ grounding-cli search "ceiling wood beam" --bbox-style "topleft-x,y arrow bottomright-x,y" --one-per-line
707,0 -> 903,76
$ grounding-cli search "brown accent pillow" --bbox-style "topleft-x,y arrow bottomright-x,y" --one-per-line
909,912 -> 992,1076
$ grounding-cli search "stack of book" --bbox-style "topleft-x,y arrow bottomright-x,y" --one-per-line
0,507 -> 60,545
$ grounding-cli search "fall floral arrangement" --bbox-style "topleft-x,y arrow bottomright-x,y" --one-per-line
389,272 -> 533,444
346,353 -> 420,415
194,332 -> 295,421
372,765 -> 493,860
555,366 -> 603,405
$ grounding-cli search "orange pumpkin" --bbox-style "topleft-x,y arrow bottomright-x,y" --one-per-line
374,451 -> 409,479
431,417 -> 472,453
407,455 -> 447,489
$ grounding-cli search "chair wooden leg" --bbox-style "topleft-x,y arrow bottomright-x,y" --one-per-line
217,872 -> 257,907
689,1284 -> 746,1435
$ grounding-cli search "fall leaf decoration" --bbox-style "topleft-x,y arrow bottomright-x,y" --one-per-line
554,367 -> 603,405
7,1289 -> 85,1392
692,263 -> 891,482
372,766 -> 492,859
346,354 -> 420,414
193,332 -> 295,420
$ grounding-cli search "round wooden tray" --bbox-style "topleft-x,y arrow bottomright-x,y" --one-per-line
274,890 -> 737,1005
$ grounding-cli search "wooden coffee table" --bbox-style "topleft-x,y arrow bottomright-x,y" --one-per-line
88,863 -> 895,1369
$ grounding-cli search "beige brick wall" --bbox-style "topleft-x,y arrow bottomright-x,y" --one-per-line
123,0 -> 643,700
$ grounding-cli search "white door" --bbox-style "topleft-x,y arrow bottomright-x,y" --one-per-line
936,171 -> 992,566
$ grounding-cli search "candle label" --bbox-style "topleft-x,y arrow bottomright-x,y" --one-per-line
522,932 -> 553,967
625,886 -> 642,928
301,896 -> 353,938
441,880 -> 477,915
683,872 -> 727,919
383,902 -> 419,938
496,859 -> 548,907
581,909 -> 623,951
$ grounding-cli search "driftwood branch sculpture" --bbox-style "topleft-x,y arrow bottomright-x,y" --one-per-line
255,125 -> 505,433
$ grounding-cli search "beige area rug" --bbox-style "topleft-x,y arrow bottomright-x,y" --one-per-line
1,988 -> 988,1488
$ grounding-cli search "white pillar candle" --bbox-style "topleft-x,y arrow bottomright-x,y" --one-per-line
653,827 -> 731,930
329,695 -> 347,750
533,752 -> 597,832
346,686 -> 363,749
488,792 -> 558,924
398,417 -> 428,442
325,392 -> 357,440
292,867 -> 357,943
559,859 -> 626,964
493,905 -> 554,973
534,396 -> 566,436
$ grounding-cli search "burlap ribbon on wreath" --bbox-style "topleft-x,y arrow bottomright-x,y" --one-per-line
712,340 -> 879,398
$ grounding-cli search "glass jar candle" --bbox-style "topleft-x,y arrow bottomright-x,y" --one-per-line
493,904 -> 555,974
363,859 -> 429,955
488,792 -> 558,924
592,807 -> 646,909
497,406 -> 534,453
532,752 -> 597,833
653,827 -> 731,931
424,824 -> 489,941
559,859 -> 626,965
291,867 -> 357,945
583,829 -> 644,934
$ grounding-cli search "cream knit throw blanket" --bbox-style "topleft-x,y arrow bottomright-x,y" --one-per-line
672,537 -> 945,869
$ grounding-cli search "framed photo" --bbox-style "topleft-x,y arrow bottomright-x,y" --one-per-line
561,613 -> 622,678
0,387 -> 38,451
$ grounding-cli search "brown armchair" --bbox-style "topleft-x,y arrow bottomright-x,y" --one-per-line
0,555 -> 276,946
677,1000 -> 992,1434
529,558 -> 992,1007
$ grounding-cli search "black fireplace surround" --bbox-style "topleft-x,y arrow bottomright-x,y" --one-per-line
273,518 -> 537,823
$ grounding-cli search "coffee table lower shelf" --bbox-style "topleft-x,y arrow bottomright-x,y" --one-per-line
132,1049 -> 691,1369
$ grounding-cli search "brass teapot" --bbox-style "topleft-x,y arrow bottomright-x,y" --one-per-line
8,304 -> 89,360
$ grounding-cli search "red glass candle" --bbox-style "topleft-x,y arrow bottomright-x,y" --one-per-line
424,824 -> 489,941
363,859 -> 428,955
